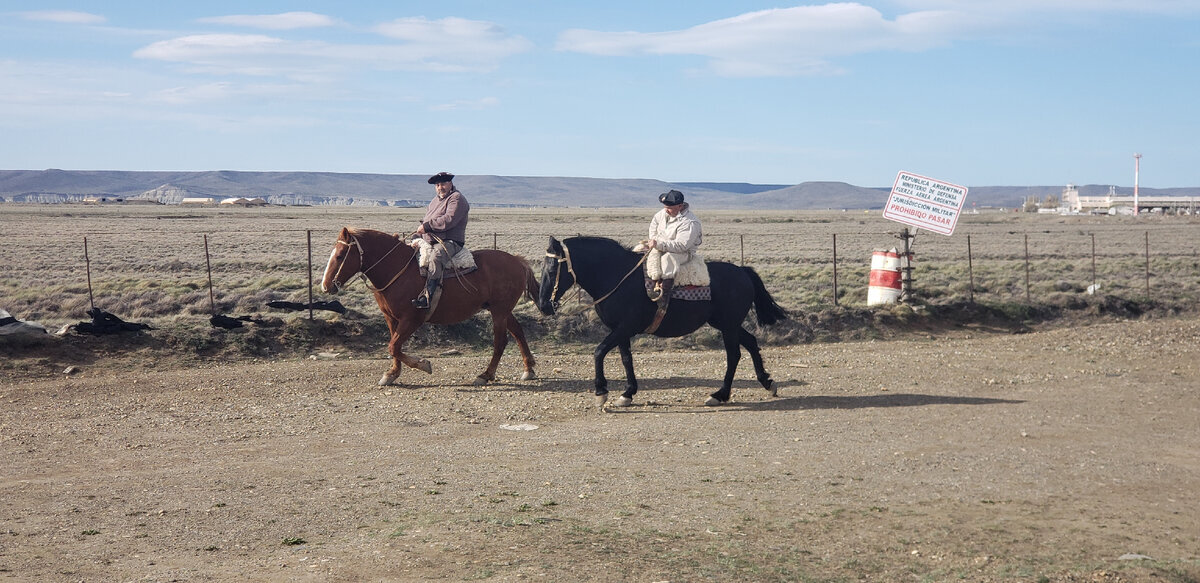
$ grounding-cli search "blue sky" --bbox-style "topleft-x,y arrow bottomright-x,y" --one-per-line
1,1 -> 1197,187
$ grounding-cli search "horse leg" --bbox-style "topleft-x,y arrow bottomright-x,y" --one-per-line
380,320 -> 429,386
739,327 -> 776,397
505,313 -> 537,381
592,330 -> 628,408
612,339 -> 638,407
705,331 -> 742,406
473,309 -> 510,386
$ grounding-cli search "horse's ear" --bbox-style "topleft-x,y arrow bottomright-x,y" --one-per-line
548,236 -> 560,250
339,226 -> 351,239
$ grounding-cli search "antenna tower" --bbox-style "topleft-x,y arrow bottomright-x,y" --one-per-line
1133,153 -> 1142,216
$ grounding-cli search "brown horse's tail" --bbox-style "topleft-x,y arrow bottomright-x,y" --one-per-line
525,261 -> 553,315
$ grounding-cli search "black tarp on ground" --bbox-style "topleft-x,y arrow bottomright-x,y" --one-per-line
75,308 -> 152,335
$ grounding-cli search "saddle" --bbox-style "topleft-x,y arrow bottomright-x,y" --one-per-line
633,245 -> 711,302
633,245 -> 712,334
411,239 -> 478,278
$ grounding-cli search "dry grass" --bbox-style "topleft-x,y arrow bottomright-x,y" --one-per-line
3,204 -> 1197,345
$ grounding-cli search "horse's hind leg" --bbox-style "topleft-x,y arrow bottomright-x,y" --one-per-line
739,327 -> 776,396
474,310 -> 510,386
505,313 -> 537,381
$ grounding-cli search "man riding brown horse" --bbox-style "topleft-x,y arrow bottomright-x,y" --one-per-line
413,171 -> 469,310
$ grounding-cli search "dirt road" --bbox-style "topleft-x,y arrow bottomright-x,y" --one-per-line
2,318 -> 1198,582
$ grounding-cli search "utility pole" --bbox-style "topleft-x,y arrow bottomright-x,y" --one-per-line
1133,153 -> 1142,216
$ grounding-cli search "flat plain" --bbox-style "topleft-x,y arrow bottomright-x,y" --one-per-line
1,205 -> 1198,582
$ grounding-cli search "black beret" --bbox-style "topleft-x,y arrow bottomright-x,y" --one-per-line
659,189 -> 684,205
427,172 -> 455,184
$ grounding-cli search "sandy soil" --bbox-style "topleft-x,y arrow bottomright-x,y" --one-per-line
2,318 -> 1199,582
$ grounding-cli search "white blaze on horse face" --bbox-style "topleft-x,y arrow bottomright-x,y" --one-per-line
321,243 -> 343,293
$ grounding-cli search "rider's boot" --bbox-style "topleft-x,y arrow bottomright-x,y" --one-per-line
412,278 -> 439,309
656,278 -> 674,309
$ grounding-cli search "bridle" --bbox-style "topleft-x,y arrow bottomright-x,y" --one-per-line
332,234 -> 414,293
545,240 -> 647,308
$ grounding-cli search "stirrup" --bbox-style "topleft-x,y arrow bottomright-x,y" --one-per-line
412,293 -> 430,309
648,282 -> 663,301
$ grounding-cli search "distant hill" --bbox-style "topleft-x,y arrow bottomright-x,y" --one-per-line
1,169 -> 1196,209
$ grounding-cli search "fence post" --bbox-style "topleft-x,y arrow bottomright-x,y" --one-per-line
83,237 -> 96,311
307,230 -> 314,320
204,234 -> 215,316
1024,233 -> 1031,302
1090,233 -> 1096,294
1144,231 -> 1151,298
832,233 -> 839,307
493,232 -> 498,250
739,234 -> 745,266
967,234 -> 975,304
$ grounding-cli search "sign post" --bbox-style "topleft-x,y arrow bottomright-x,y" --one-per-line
883,171 -> 968,236
881,171 -> 969,301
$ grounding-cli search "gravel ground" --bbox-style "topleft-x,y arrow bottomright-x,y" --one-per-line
2,317 -> 1199,582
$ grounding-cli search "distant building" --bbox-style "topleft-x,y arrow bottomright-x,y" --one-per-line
220,197 -> 268,207
1062,184 -> 1198,214
180,197 -> 217,206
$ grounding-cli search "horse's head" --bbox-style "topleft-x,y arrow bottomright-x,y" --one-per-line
321,227 -> 365,294
539,236 -> 575,314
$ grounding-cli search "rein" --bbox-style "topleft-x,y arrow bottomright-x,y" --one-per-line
548,241 -> 648,308
335,234 -> 414,292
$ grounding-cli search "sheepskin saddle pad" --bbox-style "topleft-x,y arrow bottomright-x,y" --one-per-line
412,239 -> 477,277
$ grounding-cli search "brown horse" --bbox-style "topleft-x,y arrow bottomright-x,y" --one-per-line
321,227 -> 546,387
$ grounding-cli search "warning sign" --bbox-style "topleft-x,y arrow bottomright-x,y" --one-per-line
882,171 -> 968,235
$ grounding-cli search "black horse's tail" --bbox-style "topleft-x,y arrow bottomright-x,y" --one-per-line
743,266 -> 788,326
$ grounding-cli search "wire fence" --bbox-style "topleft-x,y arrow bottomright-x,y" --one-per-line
2,206 -> 1197,327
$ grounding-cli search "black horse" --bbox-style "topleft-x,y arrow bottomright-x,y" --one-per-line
539,236 -> 788,407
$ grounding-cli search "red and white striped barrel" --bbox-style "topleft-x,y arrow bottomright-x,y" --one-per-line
867,250 -> 904,305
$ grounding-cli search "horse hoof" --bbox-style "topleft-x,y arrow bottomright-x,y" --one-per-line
416,360 -> 432,375
595,394 -> 608,409
704,396 -> 728,407
378,374 -> 399,386
613,396 -> 633,407
473,375 -> 489,386
764,380 -> 778,397
520,370 -> 536,381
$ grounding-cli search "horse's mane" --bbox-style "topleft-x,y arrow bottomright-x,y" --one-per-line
563,236 -> 635,255
346,227 -> 400,241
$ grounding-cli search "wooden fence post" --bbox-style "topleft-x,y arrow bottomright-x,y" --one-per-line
967,234 -> 975,304
1090,233 -> 1096,294
83,237 -> 96,311
1024,233 -> 1031,302
204,234 -> 215,316
307,230 -> 314,320
1145,231 -> 1151,298
832,233 -> 839,306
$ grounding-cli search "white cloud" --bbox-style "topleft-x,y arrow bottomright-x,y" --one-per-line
133,17 -> 532,78
429,96 -> 500,111
891,0 -> 1200,15
197,11 -> 337,30
557,3 -> 968,77
556,1 -> 1200,77
373,17 -> 533,64
147,81 -> 306,105
19,10 -> 106,24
